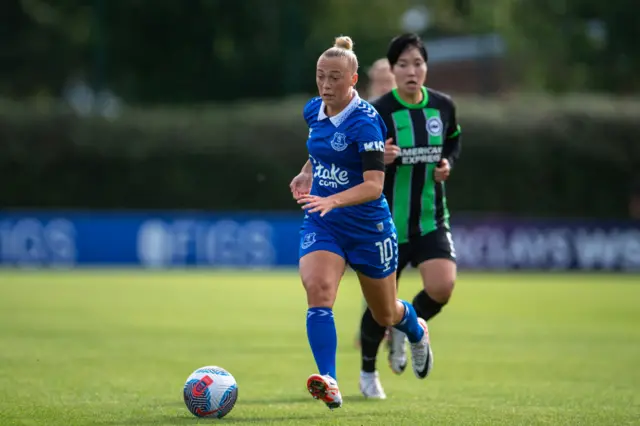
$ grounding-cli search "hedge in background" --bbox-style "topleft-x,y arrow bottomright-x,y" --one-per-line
1,95 -> 639,218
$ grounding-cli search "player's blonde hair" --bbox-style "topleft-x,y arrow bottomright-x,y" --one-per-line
320,36 -> 359,74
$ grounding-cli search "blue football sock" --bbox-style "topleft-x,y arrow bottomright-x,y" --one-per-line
306,307 -> 337,380
393,300 -> 425,344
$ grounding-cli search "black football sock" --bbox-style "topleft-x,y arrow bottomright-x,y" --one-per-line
413,290 -> 447,322
360,308 -> 387,373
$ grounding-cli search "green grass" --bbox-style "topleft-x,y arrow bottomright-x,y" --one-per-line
0,270 -> 639,425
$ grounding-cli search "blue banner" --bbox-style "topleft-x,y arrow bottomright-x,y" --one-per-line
452,217 -> 640,272
0,212 -> 303,269
0,212 -> 638,271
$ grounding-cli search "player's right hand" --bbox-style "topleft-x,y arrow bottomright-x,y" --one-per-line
384,138 -> 401,165
290,172 -> 312,200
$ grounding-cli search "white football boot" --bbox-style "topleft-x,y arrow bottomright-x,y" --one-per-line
359,371 -> 387,399
387,328 -> 408,375
410,318 -> 434,379
306,374 -> 342,410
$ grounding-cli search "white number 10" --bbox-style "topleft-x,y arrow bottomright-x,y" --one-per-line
375,237 -> 395,265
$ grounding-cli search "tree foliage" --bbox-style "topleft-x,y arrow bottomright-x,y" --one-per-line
1,0 -> 410,103
429,0 -> 640,93
2,0 -> 638,100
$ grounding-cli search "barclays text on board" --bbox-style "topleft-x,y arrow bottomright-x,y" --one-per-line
0,213 -> 638,271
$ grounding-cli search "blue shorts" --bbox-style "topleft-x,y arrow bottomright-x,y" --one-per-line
298,217 -> 398,279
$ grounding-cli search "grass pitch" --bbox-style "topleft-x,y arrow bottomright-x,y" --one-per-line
0,270 -> 638,425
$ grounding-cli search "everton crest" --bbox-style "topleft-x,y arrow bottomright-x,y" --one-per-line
330,132 -> 348,152
301,232 -> 316,249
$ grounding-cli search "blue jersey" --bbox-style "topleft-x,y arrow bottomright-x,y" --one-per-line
303,91 -> 392,238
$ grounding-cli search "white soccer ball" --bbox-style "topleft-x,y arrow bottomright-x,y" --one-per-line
183,366 -> 238,419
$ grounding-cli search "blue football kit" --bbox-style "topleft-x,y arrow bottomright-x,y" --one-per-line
299,91 -> 398,279
299,92 -> 428,395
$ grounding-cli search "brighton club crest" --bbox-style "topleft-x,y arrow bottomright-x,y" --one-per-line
426,117 -> 443,136
330,132 -> 348,151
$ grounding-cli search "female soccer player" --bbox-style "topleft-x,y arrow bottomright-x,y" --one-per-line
289,35 -> 431,410
358,33 -> 461,399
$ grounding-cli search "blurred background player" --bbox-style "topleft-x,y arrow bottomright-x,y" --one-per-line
358,33 -> 461,399
289,35 -> 432,410
366,58 -> 396,102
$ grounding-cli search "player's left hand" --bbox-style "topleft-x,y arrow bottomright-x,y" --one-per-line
297,195 -> 338,217
384,138 -> 401,165
434,158 -> 451,182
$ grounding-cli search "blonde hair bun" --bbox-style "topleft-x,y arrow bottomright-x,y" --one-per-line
334,36 -> 354,51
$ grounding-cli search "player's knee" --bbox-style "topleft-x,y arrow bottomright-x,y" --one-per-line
302,273 -> 337,308
429,279 -> 455,303
418,280 -> 455,305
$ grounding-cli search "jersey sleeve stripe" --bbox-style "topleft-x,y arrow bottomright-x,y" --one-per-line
447,125 -> 461,139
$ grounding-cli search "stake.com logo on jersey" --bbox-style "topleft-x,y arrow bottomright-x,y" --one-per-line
310,156 -> 349,189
